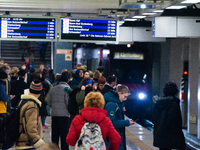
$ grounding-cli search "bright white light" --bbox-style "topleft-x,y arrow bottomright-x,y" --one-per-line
181,0 -> 200,3
138,93 -> 146,100
125,19 -> 137,21
153,10 -> 164,13
142,13 -> 157,15
127,44 -> 131,48
132,16 -> 146,19
141,4 -> 146,8
166,6 -> 187,9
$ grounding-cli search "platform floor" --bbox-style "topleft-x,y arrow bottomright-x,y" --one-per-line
7,116 -> 158,150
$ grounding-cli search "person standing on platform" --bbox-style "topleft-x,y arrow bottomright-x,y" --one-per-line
153,81 -> 186,150
10,69 -> 28,107
104,85 -> 135,150
38,41 -> 48,61
16,80 -> 45,150
101,75 -> 117,95
70,69 -> 84,87
66,92 -> 121,150
47,73 -> 70,150
24,58 -> 34,70
0,71 -> 14,150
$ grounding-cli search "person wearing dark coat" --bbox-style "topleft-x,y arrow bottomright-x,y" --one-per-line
70,69 -> 84,87
10,70 -> 28,107
153,81 -> 186,150
101,75 -> 117,95
104,85 -> 135,150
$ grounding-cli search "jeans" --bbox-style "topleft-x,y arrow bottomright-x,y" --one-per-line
41,116 -> 46,126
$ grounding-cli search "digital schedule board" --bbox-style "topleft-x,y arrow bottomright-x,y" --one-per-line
0,16 -> 57,41
60,18 -> 118,43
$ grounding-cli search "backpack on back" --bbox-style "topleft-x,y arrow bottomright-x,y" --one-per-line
75,120 -> 106,150
0,99 -> 37,143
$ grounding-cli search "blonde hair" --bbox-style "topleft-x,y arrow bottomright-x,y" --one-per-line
93,70 -> 101,80
10,67 -> 19,77
116,85 -> 130,94
36,143 -> 59,150
84,92 -> 105,109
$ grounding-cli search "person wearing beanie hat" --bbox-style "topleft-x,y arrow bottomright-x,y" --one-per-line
66,92 -> 121,150
16,79 -> 45,149
59,73 -> 68,83
29,80 -> 43,94
98,76 -> 106,92
47,73 -> 71,150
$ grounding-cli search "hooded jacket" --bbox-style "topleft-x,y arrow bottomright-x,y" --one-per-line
153,96 -> 185,149
16,95 -> 45,149
70,69 -> 84,87
66,107 -> 121,150
104,90 -> 129,150
47,81 -> 70,117
101,83 -> 113,95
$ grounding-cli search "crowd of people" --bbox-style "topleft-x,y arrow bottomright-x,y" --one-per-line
0,58 -> 186,150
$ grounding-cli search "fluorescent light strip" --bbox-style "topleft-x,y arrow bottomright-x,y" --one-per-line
166,6 -> 187,9
132,16 -> 146,19
181,0 -> 200,3
125,19 -> 137,21
142,13 -> 157,15
153,10 -> 164,13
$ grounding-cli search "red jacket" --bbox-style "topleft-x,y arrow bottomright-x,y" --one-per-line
66,107 -> 121,150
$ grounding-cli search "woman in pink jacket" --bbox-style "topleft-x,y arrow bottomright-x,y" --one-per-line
66,91 -> 121,150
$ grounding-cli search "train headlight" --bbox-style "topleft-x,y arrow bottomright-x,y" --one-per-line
138,93 -> 146,100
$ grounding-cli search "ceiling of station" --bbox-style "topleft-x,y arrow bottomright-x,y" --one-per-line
0,0 -> 199,21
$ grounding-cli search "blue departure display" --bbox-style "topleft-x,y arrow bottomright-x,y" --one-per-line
61,18 -> 117,41
0,17 -> 56,40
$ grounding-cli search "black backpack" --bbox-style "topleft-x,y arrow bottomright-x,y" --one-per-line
64,85 -> 81,118
0,99 -> 37,143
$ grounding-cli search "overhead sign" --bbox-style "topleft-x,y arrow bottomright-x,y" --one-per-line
114,52 -> 144,60
60,18 -> 117,42
0,16 -> 56,41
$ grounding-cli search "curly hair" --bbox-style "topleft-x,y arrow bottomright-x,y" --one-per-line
84,92 -> 105,109
163,81 -> 179,96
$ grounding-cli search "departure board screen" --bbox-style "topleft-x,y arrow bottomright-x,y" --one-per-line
60,18 -> 117,42
0,17 -> 56,41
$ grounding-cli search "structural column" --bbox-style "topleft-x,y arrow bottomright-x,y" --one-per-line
188,38 -> 199,135
54,42 -> 72,73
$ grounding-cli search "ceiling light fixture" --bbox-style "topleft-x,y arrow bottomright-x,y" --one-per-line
132,16 -> 146,18
181,0 -> 200,3
166,6 -> 187,9
153,10 -> 164,13
142,13 -> 157,15
141,4 -> 146,8
125,19 -> 137,21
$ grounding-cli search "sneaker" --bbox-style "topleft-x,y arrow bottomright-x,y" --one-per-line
45,123 -> 50,126
42,125 -> 48,129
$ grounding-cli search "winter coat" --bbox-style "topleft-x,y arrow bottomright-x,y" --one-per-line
0,80 -> 10,114
70,69 -> 84,87
104,90 -> 129,150
16,95 -> 45,149
101,83 -> 113,95
10,77 -> 28,107
47,81 -> 70,117
153,96 -> 186,149
66,107 -> 121,150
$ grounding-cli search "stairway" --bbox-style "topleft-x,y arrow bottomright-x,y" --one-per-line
0,41 -> 52,71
